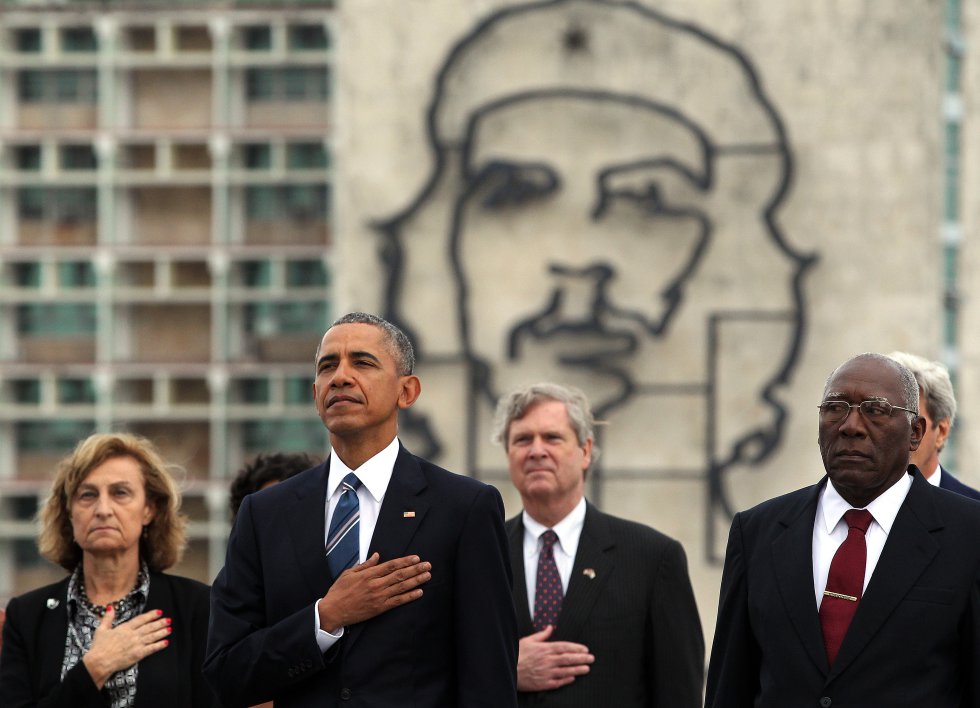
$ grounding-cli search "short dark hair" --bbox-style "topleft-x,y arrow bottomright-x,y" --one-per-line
317,312 -> 416,376
229,452 -> 320,520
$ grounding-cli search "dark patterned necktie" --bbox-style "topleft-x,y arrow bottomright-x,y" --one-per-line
533,529 -> 563,631
326,473 -> 362,579
820,509 -> 874,665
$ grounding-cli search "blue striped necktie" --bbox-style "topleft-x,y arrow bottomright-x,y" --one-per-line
326,473 -> 362,579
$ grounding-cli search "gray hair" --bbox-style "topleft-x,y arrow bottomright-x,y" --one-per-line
823,353 -> 919,421
492,382 -> 601,471
886,351 -> 956,427
316,312 -> 416,376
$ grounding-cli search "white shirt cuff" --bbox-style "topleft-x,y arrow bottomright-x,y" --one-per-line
314,601 -> 343,652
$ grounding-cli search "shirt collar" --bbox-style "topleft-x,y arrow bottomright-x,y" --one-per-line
819,470 -> 913,535
327,437 -> 400,503
924,462 -> 942,487
522,496 -> 587,554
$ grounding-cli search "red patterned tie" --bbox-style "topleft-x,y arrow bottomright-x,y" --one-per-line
820,509 -> 874,666
533,530 -> 563,631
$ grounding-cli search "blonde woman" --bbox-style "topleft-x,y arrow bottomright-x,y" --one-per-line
0,433 -> 215,708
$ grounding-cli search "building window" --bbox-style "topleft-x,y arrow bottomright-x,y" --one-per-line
246,67 -> 329,102
58,261 -> 96,287
238,378 -> 270,404
58,378 -> 96,404
60,144 -> 98,170
286,259 -> 328,286
11,380 -> 41,404
245,184 -> 329,221
288,23 -> 329,50
18,187 -> 97,222
286,142 -> 328,169
15,145 -> 42,171
243,420 -> 326,453
243,143 -> 272,170
245,302 -> 328,336
285,375 -> 313,404
18,69 -> 98,104
242,261 -> 271,287
242,25 -> 272,51
17,303 -> 97,335
61,26 -> 98,53
14,28 -> 42,53
17,421 -> 94,451
13,262 -> 41,287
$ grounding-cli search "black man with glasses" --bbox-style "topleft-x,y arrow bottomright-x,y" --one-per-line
706,352 -> 980,708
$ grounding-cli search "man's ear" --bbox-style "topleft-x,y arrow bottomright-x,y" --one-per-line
398,375 -> 421,409
909,414 -> 926,451
935,417 -> 951,451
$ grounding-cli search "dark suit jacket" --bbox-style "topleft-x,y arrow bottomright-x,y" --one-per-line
0,572 -> 214,708
508,502 -> 704,708
204,445 -> 518,708
939,464 -> 980,501
706,470 -> 980,707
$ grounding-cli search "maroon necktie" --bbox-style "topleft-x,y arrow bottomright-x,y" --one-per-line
532,530 -> 563,631
819,509 -> 874,666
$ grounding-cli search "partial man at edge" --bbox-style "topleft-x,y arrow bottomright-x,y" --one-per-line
886,350 -> 980,500
706,352 -> 980,707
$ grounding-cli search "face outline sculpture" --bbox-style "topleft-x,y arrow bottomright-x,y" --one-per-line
376,0 -> 815,554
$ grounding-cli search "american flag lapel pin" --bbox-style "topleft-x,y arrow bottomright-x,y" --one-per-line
403,511 -> 416,518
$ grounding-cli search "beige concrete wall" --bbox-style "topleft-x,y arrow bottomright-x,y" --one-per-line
336,0 -> 947,649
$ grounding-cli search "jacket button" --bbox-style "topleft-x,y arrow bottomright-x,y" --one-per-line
819,698 -> 832,708
340,687 -> 352,700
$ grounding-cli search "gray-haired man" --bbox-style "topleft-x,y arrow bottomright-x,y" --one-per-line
495,382 -> 703,708
887,351 -> 980,499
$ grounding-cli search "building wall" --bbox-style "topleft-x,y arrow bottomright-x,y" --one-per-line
0,3 -> 335,600
335,0 -> 953,644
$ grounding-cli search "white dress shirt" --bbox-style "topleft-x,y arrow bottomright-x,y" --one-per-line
521,497 -> 587,614
923,461 -> 942,487
315,437 -> 400,650
812,472 -> 912,609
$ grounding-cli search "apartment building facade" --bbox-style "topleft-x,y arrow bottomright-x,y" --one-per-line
0,0 -> 335,597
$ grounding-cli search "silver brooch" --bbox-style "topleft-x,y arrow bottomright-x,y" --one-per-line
46,598 -> 60,609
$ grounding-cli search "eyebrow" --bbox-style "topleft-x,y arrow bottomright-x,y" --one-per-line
822,392 -> 890,402
317,350 -> 383,367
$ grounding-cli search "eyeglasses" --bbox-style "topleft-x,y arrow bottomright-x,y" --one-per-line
817,400 -> 918,424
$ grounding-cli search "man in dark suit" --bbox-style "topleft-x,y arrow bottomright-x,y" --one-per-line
706,353 -> 980,707
494,382 -> 704,708
204,312 -> 518,708
887,350 -> 980,500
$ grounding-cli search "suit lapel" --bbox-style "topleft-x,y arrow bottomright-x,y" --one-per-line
344,445 -> 429,652
507,517 -> 533,635
37,580 -> 71,693
828,472 -> 941,680
284,461 -> 334,600
553,503 -> 614,643
771,482 -> 829,675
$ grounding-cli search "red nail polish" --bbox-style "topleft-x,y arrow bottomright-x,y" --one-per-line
106,604 -> 112,612
166,617 -> 172,625
167,627 -> 172,634
164,639 -> 169,647
156,609 -> 163,616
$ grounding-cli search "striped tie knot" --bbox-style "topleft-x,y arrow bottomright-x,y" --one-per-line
341,473 -> 362,494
